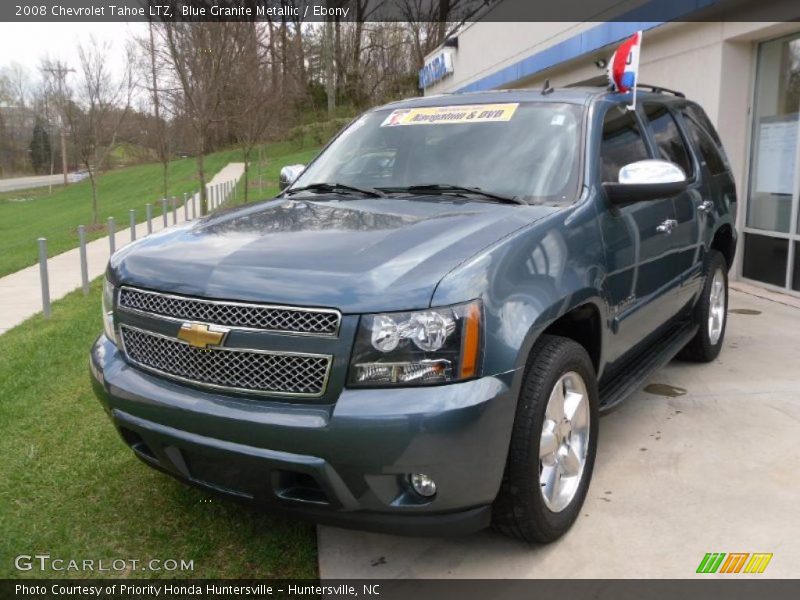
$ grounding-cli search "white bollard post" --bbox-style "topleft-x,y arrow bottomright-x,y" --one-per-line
162,198 -> 168,227
146,203 -> 153,234
129,209 -> 136,242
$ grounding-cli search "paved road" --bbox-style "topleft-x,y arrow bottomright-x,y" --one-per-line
0,173 -> 81,193
318,287 -> 800,579
0,163 -> 245,334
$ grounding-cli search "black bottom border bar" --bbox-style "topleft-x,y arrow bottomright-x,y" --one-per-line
4,579 -> 800,600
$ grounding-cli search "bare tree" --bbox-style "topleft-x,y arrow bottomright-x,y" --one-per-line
398,0 -> 485,69
64,38 -> 135,225
138,21 -> 170,199
229,23 -> 284,203
160,21 -> 248,215
40,59 -> 75,186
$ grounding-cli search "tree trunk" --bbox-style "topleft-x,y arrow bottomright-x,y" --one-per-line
437,0 -> 451,45
280,20 -> 288,92
334,16 -> 343,100
266,19 -> 279,91
325,18 -> 336,117
88,170 -> 99,226
242,150 -> 250,203
350,20 -> 364,105
196,146 -> 207,216
294,22 -> 307,91
149,22 -> 168,199
162,163 -> 168,204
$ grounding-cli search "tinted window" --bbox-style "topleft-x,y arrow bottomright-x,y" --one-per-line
682,112 -> 728,175
683,103 -> 723,146
643,103 -> 693,177
600,105 -> 650,182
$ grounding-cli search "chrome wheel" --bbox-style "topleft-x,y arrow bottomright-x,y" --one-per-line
539,371 -> 590,513
708,268 -> 726,345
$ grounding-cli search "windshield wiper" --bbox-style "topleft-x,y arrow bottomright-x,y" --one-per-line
285,182 -> 386,198
382,184 -> 526,205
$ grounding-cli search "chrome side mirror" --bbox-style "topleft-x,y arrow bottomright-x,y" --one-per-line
279,164 -> 306,191
604,159 -> 688,204
618,159 -> 686,185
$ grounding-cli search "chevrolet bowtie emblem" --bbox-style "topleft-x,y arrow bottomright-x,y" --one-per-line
177,323 -> 229,349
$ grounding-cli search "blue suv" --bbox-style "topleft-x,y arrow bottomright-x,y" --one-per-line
91,85 -> 736,542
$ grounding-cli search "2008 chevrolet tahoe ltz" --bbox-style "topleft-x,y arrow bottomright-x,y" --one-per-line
91,86 -> 736,542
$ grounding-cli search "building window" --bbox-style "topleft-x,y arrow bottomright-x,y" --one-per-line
743,33 -> 800,293
742,234 -> 788,287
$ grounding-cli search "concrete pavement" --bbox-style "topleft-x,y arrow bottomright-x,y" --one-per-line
0,163 -> 244,334
318,287 -> 800,579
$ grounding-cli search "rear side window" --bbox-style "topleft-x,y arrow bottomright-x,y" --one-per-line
600,105 -> 650,182
683,104 -> 723,146
682,113 -> 728,176
642,103 -> 693,178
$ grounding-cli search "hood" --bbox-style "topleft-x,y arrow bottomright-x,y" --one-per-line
110,196 -> 556,313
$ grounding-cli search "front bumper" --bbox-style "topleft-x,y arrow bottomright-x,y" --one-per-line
90,335 -> 518,536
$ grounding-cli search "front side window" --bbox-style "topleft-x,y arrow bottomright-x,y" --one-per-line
291,102 -> 583,205
599,105 -> 650,182
643,103 -> 694,177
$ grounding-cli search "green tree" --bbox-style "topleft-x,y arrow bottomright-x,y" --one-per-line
29,119 -> 51,174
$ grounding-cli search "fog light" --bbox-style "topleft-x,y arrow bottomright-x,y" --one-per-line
409,473 -> 437,497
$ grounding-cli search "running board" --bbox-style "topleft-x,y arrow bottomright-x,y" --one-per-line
599,323 -> 698,414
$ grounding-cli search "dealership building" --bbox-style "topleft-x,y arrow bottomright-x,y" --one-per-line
421,2 -> 800,298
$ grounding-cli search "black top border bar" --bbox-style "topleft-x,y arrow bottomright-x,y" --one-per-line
2,0 -> 799,23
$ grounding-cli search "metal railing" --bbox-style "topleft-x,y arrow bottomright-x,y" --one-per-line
35,174 -> 243,319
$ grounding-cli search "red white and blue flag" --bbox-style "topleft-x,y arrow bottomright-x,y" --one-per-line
608,31 -> 642,109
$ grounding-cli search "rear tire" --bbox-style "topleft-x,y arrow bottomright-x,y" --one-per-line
678,250 -> 728,363
492,335 -> 599,543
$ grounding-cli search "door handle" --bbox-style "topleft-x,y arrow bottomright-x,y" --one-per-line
697,200 -> 714,213
656,219 -> 678,234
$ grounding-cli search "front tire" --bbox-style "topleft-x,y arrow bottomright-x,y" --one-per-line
493,335 -> 599,543
678,249 -> 728,362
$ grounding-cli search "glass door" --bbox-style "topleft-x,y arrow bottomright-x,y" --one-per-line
743,33 -> 800,294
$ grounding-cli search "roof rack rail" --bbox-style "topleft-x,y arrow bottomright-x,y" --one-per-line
636,83 -> 685,98
563,78 -> 686,98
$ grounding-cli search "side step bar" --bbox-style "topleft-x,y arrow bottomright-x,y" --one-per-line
599,322 -> 698,414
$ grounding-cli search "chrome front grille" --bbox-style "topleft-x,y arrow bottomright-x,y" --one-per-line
120,325 -> 331,397
119,287 -> 340,336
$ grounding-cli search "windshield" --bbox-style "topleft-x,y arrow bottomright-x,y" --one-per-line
290,101 -> 583,205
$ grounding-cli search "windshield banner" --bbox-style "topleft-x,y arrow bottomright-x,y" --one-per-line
381,103 -> 519,127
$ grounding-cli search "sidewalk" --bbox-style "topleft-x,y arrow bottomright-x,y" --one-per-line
0,163 -> 245,334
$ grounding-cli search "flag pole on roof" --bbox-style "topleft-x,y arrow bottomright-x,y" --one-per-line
607,31 -> 642,110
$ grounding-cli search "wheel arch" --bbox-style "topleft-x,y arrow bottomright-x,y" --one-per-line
710,223 -> 736,271
512,294 -> 608,383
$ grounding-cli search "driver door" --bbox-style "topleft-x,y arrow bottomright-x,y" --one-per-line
596,104 -> 684,366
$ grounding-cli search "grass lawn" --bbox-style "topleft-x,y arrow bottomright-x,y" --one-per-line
0,142 -> 321,279
0,280 -> 317,579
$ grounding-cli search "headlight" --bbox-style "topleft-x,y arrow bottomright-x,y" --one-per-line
102,277 -> 117,345
348,300 -> 482,386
